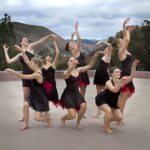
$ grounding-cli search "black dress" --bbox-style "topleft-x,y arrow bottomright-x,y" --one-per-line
60,75 -> 86,111
93,58 -> 109,86
28,73 -> 49,112
120,54 -> 135,94
95,79 -> 120,109
19,50 -> 34,87
76,53 -> 90,86
42,66 -> 59,107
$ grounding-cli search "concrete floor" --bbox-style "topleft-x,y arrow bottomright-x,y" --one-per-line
0,78 -> 150,150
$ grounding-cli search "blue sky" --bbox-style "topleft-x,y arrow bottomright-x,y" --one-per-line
0,0 -> 150,39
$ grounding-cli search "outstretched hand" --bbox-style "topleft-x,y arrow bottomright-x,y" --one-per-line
51,34 -> 59,41
3,44 -> 9,52
5,68 -> 14,72
123,18 -> 130,25
96,41 -> 102,47
72,60 -> 79,67
14,45 -> 23,52
132,59 -> 140,67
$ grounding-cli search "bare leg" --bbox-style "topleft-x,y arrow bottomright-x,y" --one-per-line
117,92 -> 130,125
118,91 -> 130,114
80,85 -> 87,98
20,101 -> 29,130
76,103 -> 87,130
35,112 -> 52,128
111,109 -> 123,123
100,104 -> 114,134
94,85 -> 103,118
60,109 -> 76,128
19,87 -> 30,122
79,85 -> 87,118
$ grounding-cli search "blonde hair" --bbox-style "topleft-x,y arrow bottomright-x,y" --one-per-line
31,55 -> 43,68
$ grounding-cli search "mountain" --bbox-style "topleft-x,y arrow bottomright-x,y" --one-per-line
12,22 -> 104,55
66,39 -> 106,54
12,22 -> 67,55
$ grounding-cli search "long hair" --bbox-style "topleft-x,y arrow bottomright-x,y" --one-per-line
65,42 -> 70,51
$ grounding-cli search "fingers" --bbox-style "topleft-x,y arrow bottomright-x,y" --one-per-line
96,41 -> 101,47
123,18 -> 130,25
5,68 -> 11,72
14,45 -> 23,52
132,59 -> 140,66
3,44 -> 9,51
75,22 -> 79,30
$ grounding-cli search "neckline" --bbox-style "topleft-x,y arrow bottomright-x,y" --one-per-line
70,74 -> 79,78
42,65 -> 53,70
25,50 -> 35,55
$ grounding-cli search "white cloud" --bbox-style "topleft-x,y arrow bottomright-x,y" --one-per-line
0,0 -> 150,39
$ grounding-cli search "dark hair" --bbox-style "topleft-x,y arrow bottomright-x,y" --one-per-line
109,66 -> 119,76
65,42 -> 70,51
107,36 -> 117,48
19,37 -> 23,47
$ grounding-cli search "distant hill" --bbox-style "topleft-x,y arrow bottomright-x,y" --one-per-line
12,22 -> 104,55
12,22 -> 67,55
66,39 -> 106,54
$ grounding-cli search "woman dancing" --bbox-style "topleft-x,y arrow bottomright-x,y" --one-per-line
42,40 -> 60,107
95,59 -> 139,134
115,18 -> 136,121
93,41 -> 113,118
60,51 -> 102,130
3,34 -> 57,121
65,22 -> 90,99
6,49 -> 52,130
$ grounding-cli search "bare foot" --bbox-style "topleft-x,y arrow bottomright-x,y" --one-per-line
18,118 -> 24,122
60,118 -> 66,128
20,126 -> 29,131
77,124 -> 83,130
104,128 -> 114,134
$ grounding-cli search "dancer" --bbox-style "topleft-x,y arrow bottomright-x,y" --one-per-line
42,40 -> 60,107
65,22 -> 90,99
95,59 -> 139,134
6,50 -> 52,130
93,41 -> 113,118
115,18 -> 136,120
60,51 -> 102,130
3,34 -> 57,121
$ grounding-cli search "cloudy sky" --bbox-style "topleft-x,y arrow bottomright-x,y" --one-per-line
0,0 -> 150,39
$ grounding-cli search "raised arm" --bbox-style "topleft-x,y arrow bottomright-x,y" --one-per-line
64,60 -> 78,79
121,59 -> 140,86
100,42 -> 113,63
70,32 -> 75,43
123,18 -> 130,38
52,40 -> 60,69
77,51 -> 102,73
14,45 -> 35,71
28,34 -> 58,51
6,68 -> 37,80
75,22 -> 81,51
3,44 -> 21,64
